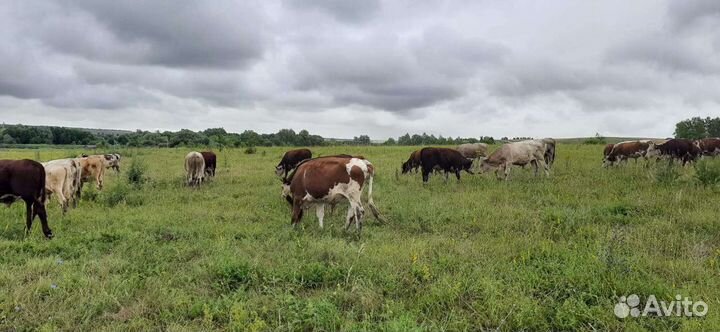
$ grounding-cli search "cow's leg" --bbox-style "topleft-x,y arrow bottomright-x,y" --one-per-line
444,171 -> 449,183
316,204 -> 325,229
421,167 -> 430,183
291,198 -> 304,227
56,191 -> 68,214
344,205 -> 354,230
536,158 -> 550,177
34,199 -> 52,239
504,165 -> 512,181
455,170 -> 461,181
24,199 -> 34,236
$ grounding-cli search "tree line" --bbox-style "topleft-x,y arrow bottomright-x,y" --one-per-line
0,124 -> 497,147
674,117 -> 720,139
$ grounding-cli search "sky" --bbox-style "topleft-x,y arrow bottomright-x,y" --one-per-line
1,0 -> 719,139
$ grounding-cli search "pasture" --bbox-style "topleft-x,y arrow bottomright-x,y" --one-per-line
1,145 -> 720,331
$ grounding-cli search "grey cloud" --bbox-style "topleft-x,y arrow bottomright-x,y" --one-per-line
668,0 -> 720,29
284,0 -> 380,23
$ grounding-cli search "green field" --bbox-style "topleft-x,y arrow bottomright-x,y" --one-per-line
1,145 -> 719,331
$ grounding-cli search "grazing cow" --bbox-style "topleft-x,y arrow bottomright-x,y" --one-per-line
695,138 -> 720,158
602,143 -> 615,164
401,150 -> 421,174
200,151 -> 217,177
184,152 -> 205,187
419,147 -> 474,183
77,155 -> 107,190
275,148 -> 312,179
42,159 -> 82,213
646,139 -> 701,166
282,156 -> 382,230
542,138 -> 556,168
456,143 -> 488,159
602,141 -> 651,167
0,159 -> 53,238
480,140 -> 549,180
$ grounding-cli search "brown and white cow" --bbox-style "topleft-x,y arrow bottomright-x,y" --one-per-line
480,140 -> 549,180
0,159 -> 53,239
602,141 -> 651,167
42,159 -> 82,213
282,156 -> 383,230
185,152 -> 205,187
695,138 -> 720,158
275,148 -> 312,180
401,150 -> 421,174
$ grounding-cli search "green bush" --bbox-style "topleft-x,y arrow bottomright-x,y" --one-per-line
127,158 -> 147,187
244,146 -> 257,154
653,161 -> 679,185
694,159 -> 720,187
104,183 -> 129,207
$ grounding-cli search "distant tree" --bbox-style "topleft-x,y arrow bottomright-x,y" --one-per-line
674,117 -> 708,139
353,135 -> 371,145
383,137 -> 396,145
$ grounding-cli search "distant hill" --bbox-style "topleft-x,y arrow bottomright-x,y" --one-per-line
555,137 -> 668,144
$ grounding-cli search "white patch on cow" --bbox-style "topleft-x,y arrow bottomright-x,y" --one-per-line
346,158 -> 369,177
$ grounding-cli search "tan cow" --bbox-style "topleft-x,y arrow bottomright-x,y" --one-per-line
77,155 -> 107,190
42,159 -> 82,213
480,140 -> 549,180
185,152 -> 205,187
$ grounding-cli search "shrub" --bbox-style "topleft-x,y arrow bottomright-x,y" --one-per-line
694,159 -> 720,187
104,183 -> 129,207
127,158 -> 147,187
244,146 -> 257,154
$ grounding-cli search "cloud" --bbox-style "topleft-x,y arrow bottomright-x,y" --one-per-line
1,0 -> 720,139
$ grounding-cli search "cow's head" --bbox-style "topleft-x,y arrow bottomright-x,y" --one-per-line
401,160 -> 412,174
462,158 -> 474,174
275,165 -> 285,177
479,159 -> 498,173
645,141 -> 661,159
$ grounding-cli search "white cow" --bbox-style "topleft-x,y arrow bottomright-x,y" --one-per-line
184,152 -> 205,187
42,159 -> 82,213
480,140 -> 549,180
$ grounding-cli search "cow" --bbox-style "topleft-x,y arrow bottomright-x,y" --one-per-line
602,141 -> 651,167
42,159 -> 82,213
275,148 -> 312,180
76,155 -> 107,190
602,143 -> 615,164
419,147 -> 474,183
281,156 -> 383,230
695,138 -> 720,158
185,152 -> 205,187
542,138 -> 557,168
480,140 -> 549,180
646,139 -> 701,166
0,159 -> 53,239
401,150 -> 421,174
200,151 -> 217,177
456,143 -> 488,170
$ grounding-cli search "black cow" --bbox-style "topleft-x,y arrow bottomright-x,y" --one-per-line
647,139 -> 701,166
401,150 -> 421,174
419,147 -> 473,183
201,151 -> 217,177
276,148 -> 312,179
0,159 -> 53,239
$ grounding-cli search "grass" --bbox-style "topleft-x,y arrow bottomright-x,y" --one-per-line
1,145 -> 719,331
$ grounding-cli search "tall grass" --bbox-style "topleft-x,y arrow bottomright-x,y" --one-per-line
0,146 -> 718,330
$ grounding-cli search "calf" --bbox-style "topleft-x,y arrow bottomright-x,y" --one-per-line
201,151 -> 217,177
419,147 -> 474,183
0,159 -> 53,238
275,148 -> 312,180
282,156 -> 382,230
480,140 -> 549,180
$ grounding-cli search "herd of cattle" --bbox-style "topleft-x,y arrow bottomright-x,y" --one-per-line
602,137 -> 720,167
2,137 -> 720,237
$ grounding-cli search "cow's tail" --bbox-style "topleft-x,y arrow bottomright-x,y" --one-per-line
365,169 -> 386,223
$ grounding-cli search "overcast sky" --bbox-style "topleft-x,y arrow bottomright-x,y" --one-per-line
1,0 -> 719,139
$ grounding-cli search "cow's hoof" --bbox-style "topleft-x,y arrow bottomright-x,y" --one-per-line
44,232 -> 54,240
